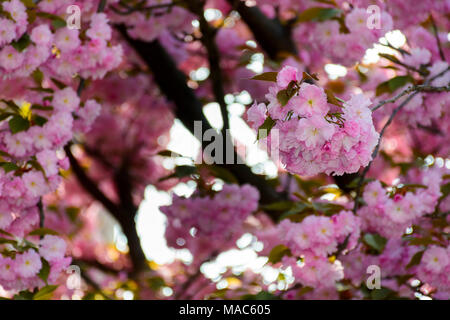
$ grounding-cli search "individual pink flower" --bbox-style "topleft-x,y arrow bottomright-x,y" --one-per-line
3,0 -> 27,23
53,87 -> 80,112
403,48 -> 431,68
22,171 -> 48,197
295,83 -> 329,117
422,246 -> 449,273
29,126 -> 52,150
297,115 -> 335,148
4,132 -> 32,157
247,102 -> 266,129
30,24 -> 53,46
0,18 -> 16,46
0,257 -> 16,281
363,180 -> 387,206
15,250 -> 42,278
54,28 -> 80,53
0,45 -> 25,70
87,13 -> 112,41
39,235 -> 67,262
429,61 -> 450,87
344,94 -> 373,123
345,8 -> 370,33
36,150 -> 59,176
0,212 -> 14,229
276,65 -> 299,88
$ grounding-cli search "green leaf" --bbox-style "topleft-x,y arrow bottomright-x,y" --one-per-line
32,115 -> 48,127
28,228 -> 59,237
261,201 -> 295,211
276,89 -> 290,106
0,150 -> 12,158
50,78 -> 67,90
241,291 -> 280,300
268,244 -> 292,264
20,0 -> 36,8
36,12 -> 66,28
0,162 -> 19,173
27,160 -> 48,180
363,233 -> 387,253
51,19 -> 66,29
37,258 -> 51,283
251,72 -> 278,82
312,202 -> 345,215
31,69 -> 44,86
0,237 -> 17,245
297,7 -> 341,22
375,75 -> 414,96
297,286 -> 314,297
29,87 -> 54,94
378,53 -> 401,64
278,202 -> 311,221
302,71 -> 319,82
0,229 -> 13,237
9,115 -> 30,134
159,165 -> 198,182
346,177 -> 375,189
387,75 -> 414,92
203,165 -> 238,184
33,285 -> 58,300
157,150 -> 183,158
440,182 -> 450,200
371,287 -> 395,300
13,291 -> 34,300
406,250 -> 424,269
276,81 -> 298,107
256,115 -> 276,140
1,99 -> 20,112
147,277 -> 166,291
11,34 -> 31,52
325,89 -> 344,108
31,104 -> 53,111
407,237 -> 439,246
65,206 -> 80,222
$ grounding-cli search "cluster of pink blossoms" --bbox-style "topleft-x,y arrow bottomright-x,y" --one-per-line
416,245 -> 450,299
0,235 -> 70,291
292,6 -> 392,67
0,85 -> 101,291
374,53 -> 450,128
112,1 -> 194,42
0,0 -> 128,294
276,211 -> 361,289
0,1 -> 122,80
161,184 -> 259,261
247,66 -> 379,177
340,236 -> 450,299
358,167 -> 444,238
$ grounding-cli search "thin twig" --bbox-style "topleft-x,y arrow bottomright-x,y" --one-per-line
429,14 -> 446,61
371,85 -> 450,112
174,251 -> 219,299
112,0 -> 181,15
97,0 -> 107,13
353,67 -> 450,212
81,272 -> 114,300
187,0 -> 230,134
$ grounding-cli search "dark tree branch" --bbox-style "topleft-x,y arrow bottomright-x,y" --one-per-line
188,0 -> 230,134
64,144 -> 147,273
227,0 -> 298,59
429,14 -> 446,61
65,144 -> 120,217
353,66 -> 450,212
119,27 -> 284,207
